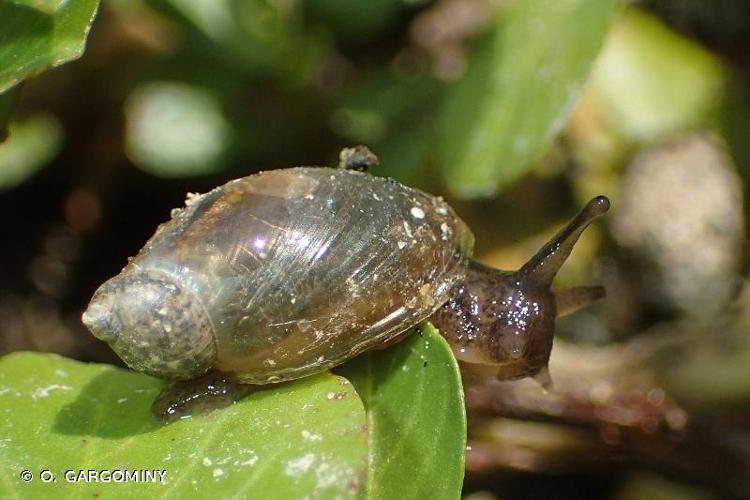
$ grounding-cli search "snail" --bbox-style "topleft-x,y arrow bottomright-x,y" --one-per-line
82,146 -> 609,418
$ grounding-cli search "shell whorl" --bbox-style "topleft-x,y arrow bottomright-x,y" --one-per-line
83,269 -> 217,380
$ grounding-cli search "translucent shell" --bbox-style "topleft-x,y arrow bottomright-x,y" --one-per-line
131,167 -> 474,383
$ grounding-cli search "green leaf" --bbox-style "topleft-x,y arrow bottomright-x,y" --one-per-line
0,352 -> 367,498
0,327 -> 467,499
438,0 -> 620,198
0,0 -> 100,93
337,323 -> 466,500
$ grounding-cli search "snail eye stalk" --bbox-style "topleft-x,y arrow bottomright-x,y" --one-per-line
520,196 -> 610,288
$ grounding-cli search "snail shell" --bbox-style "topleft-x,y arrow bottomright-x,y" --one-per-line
83,167 -> 474,382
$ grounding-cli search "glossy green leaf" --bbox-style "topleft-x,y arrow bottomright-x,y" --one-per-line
438,0 -> 620,198
337,323 -> 466,500
0,327 -> 467,499
0,0 -> 100,93
0,352 -> 367,498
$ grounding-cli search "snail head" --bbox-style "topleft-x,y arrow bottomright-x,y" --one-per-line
82,269 -> 217,380
431,196 -> 610,385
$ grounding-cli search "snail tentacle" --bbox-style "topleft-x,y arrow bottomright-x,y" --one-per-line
554,285 -> 606,317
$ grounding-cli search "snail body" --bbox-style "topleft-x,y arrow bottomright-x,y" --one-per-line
83,147 -> 608,415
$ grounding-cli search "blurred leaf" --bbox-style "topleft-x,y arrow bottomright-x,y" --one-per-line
337,323 -> 466,500
334,72 -> 443,145
588,8 -> 724,142
0,114 -> 62,190
0,88 -> 18,143
0,352 -> 367,498
303,0 -> 404,42
125,81 -> 232,177
332,71 -> 444,186
438,0 -> 620,198
331,107 -> 387,144
375,118 -> 435,187
0,0 -> 100,93
150,0 -> 322,82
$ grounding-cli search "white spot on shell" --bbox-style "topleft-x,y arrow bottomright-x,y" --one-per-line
440,222 -> 450,240
397,241 -> 407,250
411,207 -> 425,219
184,192 -> 203,206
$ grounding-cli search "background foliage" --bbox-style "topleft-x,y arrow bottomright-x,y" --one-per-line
1,0 -> 750,498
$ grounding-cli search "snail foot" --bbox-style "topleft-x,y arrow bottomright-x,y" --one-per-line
151,370 -> 257,422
